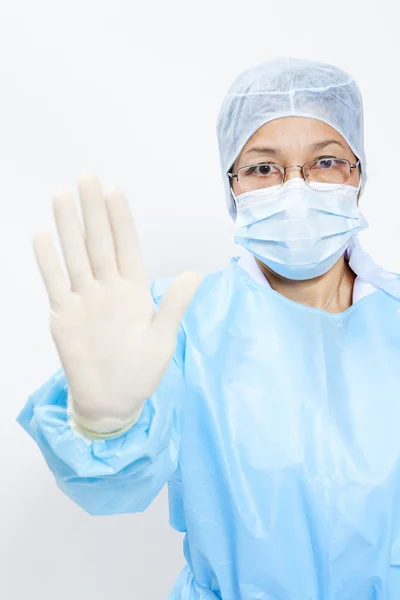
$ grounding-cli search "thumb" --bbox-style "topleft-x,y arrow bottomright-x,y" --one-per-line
152,271 -> 202,338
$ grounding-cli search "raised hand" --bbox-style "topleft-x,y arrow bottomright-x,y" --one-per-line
32,173 -> 202,434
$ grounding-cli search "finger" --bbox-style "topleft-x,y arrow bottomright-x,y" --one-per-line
78,173 -> 118,281
103,187 -> 147,286
152,271 -> 202,338
52,190 -> 94,292
32,230 -> 70,310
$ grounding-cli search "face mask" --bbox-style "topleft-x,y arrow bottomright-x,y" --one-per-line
232,178 -> 368,280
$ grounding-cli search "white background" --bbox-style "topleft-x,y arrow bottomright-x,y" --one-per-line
2,1 -> 400,598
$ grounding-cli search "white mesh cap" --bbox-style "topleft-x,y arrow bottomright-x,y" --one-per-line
216,56 -> 367,218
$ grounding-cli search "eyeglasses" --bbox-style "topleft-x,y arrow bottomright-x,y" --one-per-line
228,158 -> 360,193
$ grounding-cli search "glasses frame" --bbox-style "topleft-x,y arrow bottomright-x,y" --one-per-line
228,158 -> 361,192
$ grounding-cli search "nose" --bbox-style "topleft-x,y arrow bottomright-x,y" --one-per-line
283,165 -> 304,182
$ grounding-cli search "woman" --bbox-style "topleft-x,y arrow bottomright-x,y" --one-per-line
17,57 -> 400,598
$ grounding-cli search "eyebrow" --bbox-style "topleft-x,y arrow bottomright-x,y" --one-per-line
242,139 -> 346,157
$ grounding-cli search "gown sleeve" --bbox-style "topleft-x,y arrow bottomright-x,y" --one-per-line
16,279 -> 186,516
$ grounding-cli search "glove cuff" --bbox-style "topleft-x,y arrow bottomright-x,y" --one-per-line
67,393 -> 144,440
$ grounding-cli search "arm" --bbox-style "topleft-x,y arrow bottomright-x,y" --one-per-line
17,174 -> 200,515
17,285 -> 187,516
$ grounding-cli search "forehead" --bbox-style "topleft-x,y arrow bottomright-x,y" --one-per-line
246,116 -> 343,146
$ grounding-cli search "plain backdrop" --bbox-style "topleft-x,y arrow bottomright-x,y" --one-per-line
2,1 -> 400,598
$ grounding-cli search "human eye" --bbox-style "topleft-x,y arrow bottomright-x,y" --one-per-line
244,163 -> 279,176
314,156 -> 339,169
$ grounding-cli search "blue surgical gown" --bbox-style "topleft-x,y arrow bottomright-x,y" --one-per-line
17,257 -> 400,599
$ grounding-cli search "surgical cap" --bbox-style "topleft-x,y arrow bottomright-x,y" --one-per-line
216,56 -> 367,218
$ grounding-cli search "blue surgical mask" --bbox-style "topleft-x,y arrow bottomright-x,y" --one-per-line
232,178 -> 368,280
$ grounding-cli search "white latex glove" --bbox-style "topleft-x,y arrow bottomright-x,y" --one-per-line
32,173 -> 202,437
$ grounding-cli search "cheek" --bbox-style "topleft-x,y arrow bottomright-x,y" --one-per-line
351,168 -> 361,184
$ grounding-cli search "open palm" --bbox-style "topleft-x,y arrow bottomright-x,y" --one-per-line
32,173 -> 201,433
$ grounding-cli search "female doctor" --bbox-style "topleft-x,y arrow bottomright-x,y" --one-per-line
18,57 -> 400,599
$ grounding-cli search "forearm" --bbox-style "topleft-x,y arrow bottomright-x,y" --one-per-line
17,363 -> 184,515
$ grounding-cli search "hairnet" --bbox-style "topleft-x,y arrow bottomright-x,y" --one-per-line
216,56 -> 367,218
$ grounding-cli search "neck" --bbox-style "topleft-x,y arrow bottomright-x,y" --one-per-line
255,256 -> 356,313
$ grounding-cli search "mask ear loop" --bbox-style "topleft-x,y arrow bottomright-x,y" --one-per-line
356,166 -> 366,225
345,172 -> 367,264
230,184 -> 238,212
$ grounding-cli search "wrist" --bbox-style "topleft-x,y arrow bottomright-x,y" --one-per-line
67,396 -> 144,440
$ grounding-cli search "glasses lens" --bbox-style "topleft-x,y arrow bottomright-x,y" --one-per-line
237,163 -> 283,192
304,159 -> 350,190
